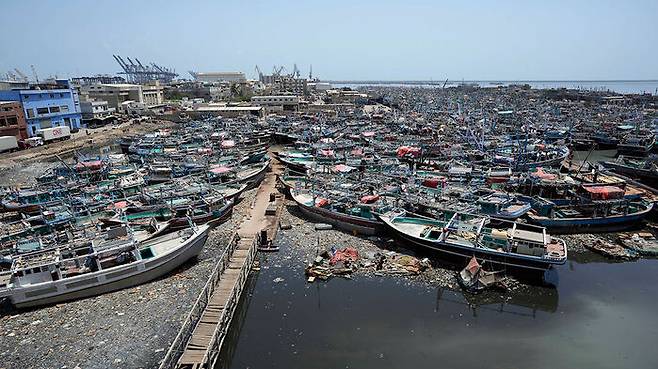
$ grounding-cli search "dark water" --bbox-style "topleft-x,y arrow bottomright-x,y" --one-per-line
216,244 -> 658,369
573,149 -> 617,164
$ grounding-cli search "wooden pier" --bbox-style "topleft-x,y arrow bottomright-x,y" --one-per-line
159,165 -> 283,369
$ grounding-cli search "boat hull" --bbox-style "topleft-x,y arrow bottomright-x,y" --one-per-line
8,227 -> 210,308
527,208 -> 651,234
378,216 -> 563,271
295,200 -> 381,236
600,161 -> 658,186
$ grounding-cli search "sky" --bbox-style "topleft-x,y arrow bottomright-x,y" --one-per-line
1,0 -> 657,81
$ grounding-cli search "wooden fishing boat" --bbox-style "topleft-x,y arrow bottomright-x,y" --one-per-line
290,188 -> 391,235
617,135 -> 655,157
167,197 -> 233,229
378,210 -> 567,271
526,197 -> 653,233
0,224 -> 210,308
523,183 -> 654,232
477,193 -> 532,220
600,156 -> 658,185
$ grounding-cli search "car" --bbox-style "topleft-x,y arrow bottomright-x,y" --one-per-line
21,137 -> 44,148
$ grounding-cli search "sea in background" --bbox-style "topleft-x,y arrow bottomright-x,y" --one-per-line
333,80 -> 658,95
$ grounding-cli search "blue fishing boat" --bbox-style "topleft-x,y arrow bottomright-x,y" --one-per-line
378,209 -> 567,271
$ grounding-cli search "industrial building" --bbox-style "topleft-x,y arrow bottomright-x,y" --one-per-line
0,80 -> 82,137
80,100 -> 116,126
0,101 -> 28,139
189,71 -> 246,84
81,82 -> 164,110
72,75 -> 125,86
251,95 -> 300,111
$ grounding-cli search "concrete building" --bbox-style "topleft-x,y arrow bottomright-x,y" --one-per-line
192,72 -> 246,84
81,81 -> 164,109
251,95 -> 300,111
194,105 -> 263,118
0,82 -> 82,137
0,101 -> 28,139
80,100 -> 116,126
72,75 -> 125,86
0,80 -> 30,91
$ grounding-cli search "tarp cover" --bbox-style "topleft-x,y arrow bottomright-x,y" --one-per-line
333,164 -> 356,173
531,167 -> 557,181
330,247 -> 359,265
210,166 -> 232,174
583,185 -> 624,200
422,177 -> 445,188
396,146 -> 421,158
360,194 -> 380,203
221,140 -> 235,148
75,160 -> 103,171
315,198 -> 329,207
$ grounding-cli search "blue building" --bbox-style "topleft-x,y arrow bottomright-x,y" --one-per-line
0,80 -> 82,137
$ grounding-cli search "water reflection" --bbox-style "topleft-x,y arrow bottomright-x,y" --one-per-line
214,245 -> 658,369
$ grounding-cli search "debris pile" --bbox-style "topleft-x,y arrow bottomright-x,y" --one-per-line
457,256 -> 508,293
586,238 -> 638,260
304,247 -> 431,282
618,232 -> 658,257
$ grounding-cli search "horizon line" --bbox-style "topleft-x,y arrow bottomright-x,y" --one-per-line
325,79 -> 658,83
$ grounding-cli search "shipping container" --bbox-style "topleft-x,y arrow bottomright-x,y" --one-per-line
0,136 -> 18,153
37,126 -> 71,142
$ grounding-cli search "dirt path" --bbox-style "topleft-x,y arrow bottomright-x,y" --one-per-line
0,119 -> 176,186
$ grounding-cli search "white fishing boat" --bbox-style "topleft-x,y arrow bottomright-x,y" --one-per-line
0,224 -> 210,308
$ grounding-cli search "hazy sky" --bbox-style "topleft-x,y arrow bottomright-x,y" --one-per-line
1,0 -> 656,81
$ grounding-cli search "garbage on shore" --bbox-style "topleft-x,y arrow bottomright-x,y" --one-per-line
617,232 -> 658,257
304,247 -> 430,282
586,238 -> 638,260
457,256 -> 508,293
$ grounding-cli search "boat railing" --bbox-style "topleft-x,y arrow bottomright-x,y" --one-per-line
157,231 -> 239,369
158,230 -> 259,369
201,231 -> 260,367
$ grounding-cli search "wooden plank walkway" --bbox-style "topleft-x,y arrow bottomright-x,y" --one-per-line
166,159 -> 284,369
177,239 -> 253,367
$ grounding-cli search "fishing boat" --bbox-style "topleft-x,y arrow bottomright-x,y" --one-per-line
525,184 -> 654,233
593,132 -> 619,149
166,196 -> 233,229
0,224 -> 210,308
477,193 -> 532,220
600,156 -> 658,186
378,209 -> 567,270
290,188 -> 392,235
617,134 -> 655,157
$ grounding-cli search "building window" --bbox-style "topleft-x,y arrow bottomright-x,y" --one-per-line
49,106 -> 60,113
50,94 -> 54,98
60,105 -> 69,112
6,116 -> 17,126
31,126 -> 37,135
26,108 -> 35,118
0,118 -> 6,127
24,95 -> 29,100
37,107 -> 49,115
64,118 -> 71,127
